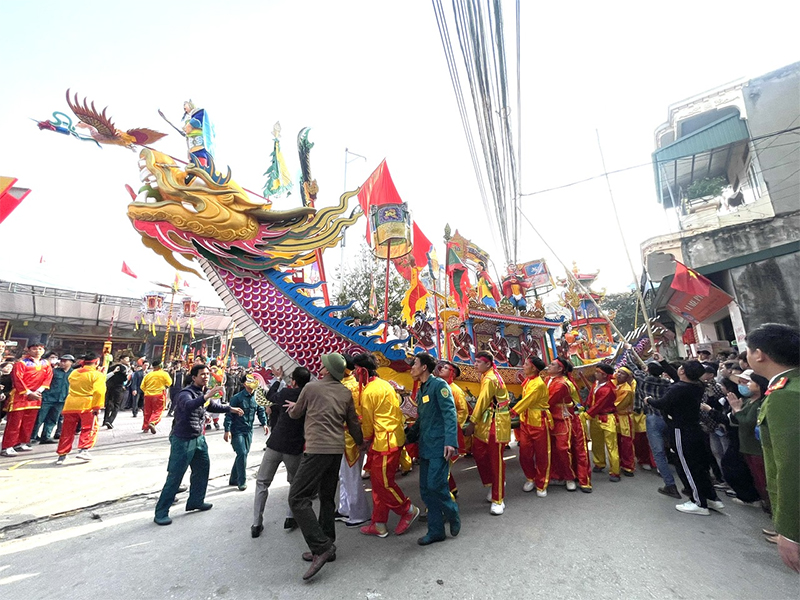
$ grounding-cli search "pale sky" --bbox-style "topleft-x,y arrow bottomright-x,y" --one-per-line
1,0 -> 797,306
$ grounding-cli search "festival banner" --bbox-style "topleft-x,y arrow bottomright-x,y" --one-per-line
446,242 -> 471,319
666,285 -> 734,325
358,160 -> 404,244
0,177 -> 31,226
519,258 -> 551,291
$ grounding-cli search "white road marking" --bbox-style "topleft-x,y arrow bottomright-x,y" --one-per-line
0,572 -> 40,585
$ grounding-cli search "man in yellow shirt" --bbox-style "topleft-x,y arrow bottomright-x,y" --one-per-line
614,367 -> 636,477
510,356 -> 552,497
463,351 -> 510,515
56,352 -> 106,464
354,353 -> 420,539
140,359 -> 173,434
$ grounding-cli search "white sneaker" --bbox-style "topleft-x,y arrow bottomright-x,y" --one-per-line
15,444 -> 33,451
486,489 -> 493,502
549,479 -> 566,486
641,464 -> 652,471
732,498 -> 760,508
490,501 -> 505,515
566,480 -> 577,491
1,447 -> 18,457
76,450 -> 93,461
536,489 -> 547,498
522,481 -> 535,493
675,501 -> 710,516
707,500 -> 725,511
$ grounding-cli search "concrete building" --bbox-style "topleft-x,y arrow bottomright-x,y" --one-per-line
642,62 -> 799,352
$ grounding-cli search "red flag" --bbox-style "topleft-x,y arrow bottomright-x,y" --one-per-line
402,267 -> 429,324
412,222 -> 433,271
358,160 -> 403,244
121,261 -> 138,278
0,177 -> 31,226
671,261 -> 710,296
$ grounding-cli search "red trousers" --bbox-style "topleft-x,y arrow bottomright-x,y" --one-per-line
57,411 -> 98,456
550,415 -> 592,488
1,409 -> 38,449
634,431 -> 656,468
518,421 -> 551,491
617,415 -> 635,473
744,453 -> 771,511
142,393 -> 166,430
472,425 -> 505,503
369,447 -> 411,523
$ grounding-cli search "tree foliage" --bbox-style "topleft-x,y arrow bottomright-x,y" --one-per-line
600,290 -> 643,335
334,243 -> 408,324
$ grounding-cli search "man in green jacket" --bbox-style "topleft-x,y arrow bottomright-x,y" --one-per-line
748,322 -> 799,573
406,352 -> 460,546
224,374 -> 268,491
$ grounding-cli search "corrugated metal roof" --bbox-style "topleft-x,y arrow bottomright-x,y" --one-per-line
654,113 -> 749,162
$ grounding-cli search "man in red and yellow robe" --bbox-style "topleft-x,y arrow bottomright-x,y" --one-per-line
585,363 -> 620,480
56,353 -> 106,463
614,367 -> 636,477
1,343 -> 53,456
464,351 -> 510,515
355,354 -> 419,538
511,356 -> 552,496
546,357 -> 592,492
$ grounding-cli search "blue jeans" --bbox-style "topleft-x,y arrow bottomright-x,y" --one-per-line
646,413 -> 675,487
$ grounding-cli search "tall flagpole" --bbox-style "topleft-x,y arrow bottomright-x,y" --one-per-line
381,239 -> 392,342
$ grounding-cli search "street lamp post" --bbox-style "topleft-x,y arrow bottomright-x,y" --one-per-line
340,148 -> 367,280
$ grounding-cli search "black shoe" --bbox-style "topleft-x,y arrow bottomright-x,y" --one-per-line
186,502 -> 213,512
302,550 -> 336,562
681,488 -> 692,497
417,534 -> 446,546
53,434 -> 61,439
39,438 -> 57,444
609,475 -> 621,482
580,486 -> 593,493
177,484 -> 188,493
251,525 -> 263,538
333,511 -> 349,522
302,545 -> 336,580
592,466 -> 605,473
344,519 -> 368,528
154,515 -> 172,526
214,422 -> 220,430
449,516 -> 461,537
622,470 -> 635,477
284,518 -> 298,531
658,485 -> 682,499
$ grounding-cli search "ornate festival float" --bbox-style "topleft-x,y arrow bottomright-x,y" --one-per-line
38,90 -> 650,395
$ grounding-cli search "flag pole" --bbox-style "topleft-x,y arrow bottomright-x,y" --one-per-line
382,240 -> 392,342
432,277 -> 442,358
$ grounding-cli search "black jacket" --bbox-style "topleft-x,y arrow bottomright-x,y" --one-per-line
171,384 -> 231,439
266,387 -> 305,455
649,380 -> 705,430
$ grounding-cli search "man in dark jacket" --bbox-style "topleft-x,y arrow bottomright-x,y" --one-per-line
128,360 -> 149,417
153,364 -> 243,526
252,367 -> 310,538
167,360 -> 186,417
406,352 -> 460,546
647,360 -> 724,516
224,374 -> 268,490
102,352 -> 132,429
32,355 -> 75,443
287,353 -> 363,580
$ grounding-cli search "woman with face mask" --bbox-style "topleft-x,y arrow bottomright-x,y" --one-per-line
727,370 -> 772,525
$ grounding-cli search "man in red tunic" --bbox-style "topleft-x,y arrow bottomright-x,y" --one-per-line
545,357 -> 592,492
1,342 -> 53,457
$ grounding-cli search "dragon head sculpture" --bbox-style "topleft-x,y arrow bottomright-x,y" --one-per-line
127,148 -> 362,277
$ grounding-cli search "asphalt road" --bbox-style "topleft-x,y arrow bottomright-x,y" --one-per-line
0,437 -> 795,599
